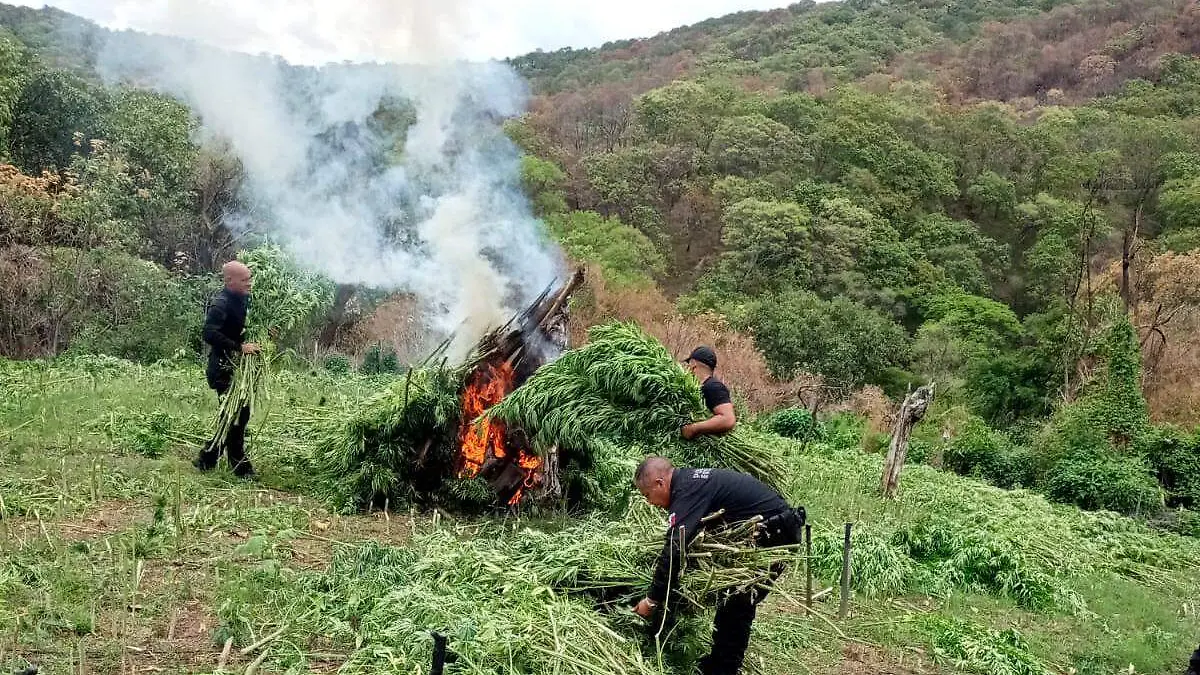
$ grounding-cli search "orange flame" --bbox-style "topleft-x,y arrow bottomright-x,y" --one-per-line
456,362 -> 514,478
509,449 -> 544,506
455,361 -> 544,505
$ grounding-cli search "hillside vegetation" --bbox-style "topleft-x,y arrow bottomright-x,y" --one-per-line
2,355 -> 1198,673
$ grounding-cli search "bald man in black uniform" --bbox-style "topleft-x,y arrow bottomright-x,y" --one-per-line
633,456 -> 805,675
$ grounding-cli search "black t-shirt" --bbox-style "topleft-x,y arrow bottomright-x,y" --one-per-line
701,376 -> 731,412
648,468 -> 791,603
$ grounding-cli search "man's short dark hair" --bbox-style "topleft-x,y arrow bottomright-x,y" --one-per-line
635,456 -> 673,487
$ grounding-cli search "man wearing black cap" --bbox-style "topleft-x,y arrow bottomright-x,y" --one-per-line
682,346 -> 737,439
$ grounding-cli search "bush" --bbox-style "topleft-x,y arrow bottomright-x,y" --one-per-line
943,417 -> 1036,488
822,412 -> 867,453
764,407 -> 825,443
1142,426 -> 1200,509
1,246 -> 207,362
1044,449 -> 1163,515
322,353 -> 352,376
361,343 -> 400,375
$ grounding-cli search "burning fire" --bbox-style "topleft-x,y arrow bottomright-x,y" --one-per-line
455,361 -> 544,505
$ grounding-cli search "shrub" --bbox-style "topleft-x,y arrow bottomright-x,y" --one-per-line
1142,426 -> 1200,509
765,407 -> 825,443
943,417 -> 1036,488
1044,449 -> 1163,515
322,353 -> 352,376
1,246 -> 207,362
822,412 -> 867,453
361,343 -> 400,375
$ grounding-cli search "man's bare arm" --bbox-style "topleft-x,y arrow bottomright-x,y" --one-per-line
682,403 -> 737,439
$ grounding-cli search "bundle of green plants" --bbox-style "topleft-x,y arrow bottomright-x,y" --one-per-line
918,616 -> 1051,675
488,322 -> 785,489
499,502 -> 802,609
307,364 -> 469,512
217,536 -> 668,675
208,245 -> 334,452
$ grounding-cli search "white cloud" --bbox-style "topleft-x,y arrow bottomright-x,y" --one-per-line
9,0 -> 791,64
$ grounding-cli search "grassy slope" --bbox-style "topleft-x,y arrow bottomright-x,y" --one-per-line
1,358 -> 1198,674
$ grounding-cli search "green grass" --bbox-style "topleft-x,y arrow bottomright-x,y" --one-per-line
2,355 -> 1198,674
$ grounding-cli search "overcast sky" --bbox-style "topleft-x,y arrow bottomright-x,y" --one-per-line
9,1 -> 793,64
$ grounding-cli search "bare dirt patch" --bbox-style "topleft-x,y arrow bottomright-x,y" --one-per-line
2,498 -> 148,545
838,643 -> 937,675
285,510 -> 414,569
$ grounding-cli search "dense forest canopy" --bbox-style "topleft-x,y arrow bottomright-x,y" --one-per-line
1,0 -> 1200,520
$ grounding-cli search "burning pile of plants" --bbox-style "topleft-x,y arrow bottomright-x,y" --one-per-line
304,268 -> 785,514
306,270 -> 581,512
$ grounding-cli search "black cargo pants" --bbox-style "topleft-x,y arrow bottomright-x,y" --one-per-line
698,508 -> 804,675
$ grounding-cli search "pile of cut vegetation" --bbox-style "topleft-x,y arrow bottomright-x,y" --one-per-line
216,501 -> 798,674
487,322 -> 786,496
305,321 -> 785,514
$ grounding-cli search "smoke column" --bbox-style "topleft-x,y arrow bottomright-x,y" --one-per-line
95,1 -> 564,358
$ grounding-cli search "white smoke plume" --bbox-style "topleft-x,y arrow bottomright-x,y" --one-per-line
94,0 -> 564,357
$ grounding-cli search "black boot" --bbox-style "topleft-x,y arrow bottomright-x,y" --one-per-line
194,443 -> 219,472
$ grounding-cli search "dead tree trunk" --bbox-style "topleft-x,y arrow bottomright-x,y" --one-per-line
880,384 -> 935,500
539,446 -> 562,502
318,284 -> 357,349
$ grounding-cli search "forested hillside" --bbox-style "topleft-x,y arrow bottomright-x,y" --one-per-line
1,0 -> 1200,523
506,0 -> 1200,524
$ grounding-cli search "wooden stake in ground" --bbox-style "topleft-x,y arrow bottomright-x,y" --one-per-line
804,524 -> 813,614
838,523 -> 852,620
879,383 -> 935,500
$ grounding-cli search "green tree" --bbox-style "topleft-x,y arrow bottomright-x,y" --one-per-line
814,90 -> 957,206
964,170 -> 1017,222
545,210 -> 665,287
715,198 -> 811,295
906,213 -> 1007,295
103,88 -> 197,200
709,113 -> 809,176
0,32 -> 25,157
918,290 -> 1022,351
9,69 -> 106,172
635,81 -> 732,150
739,289 -> 910,389
1159,177 -> 1200,232
964,351 -> 1056,426
520,155 -> 568,217
1017,194 -> 1108,311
